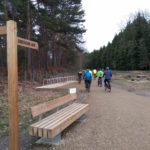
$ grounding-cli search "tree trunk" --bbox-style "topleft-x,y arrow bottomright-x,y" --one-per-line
26,0 -> 32,80
51,32 -> 57,67
4,0 -> 8,21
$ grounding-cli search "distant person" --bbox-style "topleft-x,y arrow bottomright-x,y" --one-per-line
84,69 -> 92,92
97,68 -> 104,87
104,67 -> 112,91
93,69 -> 97,79
78,70 -> 82,83
89,69 -> 92,76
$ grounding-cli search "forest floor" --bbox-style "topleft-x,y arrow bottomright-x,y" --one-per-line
0,71 -> 150,150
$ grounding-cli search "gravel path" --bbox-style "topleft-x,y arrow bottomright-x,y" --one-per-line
31,79 -> 150,150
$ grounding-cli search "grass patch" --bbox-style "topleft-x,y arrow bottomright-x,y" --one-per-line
0,81 -> 67,138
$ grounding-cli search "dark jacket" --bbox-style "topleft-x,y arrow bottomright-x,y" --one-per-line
104,69 -> 112,80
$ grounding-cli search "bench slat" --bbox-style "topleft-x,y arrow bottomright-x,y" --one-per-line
49,103 -> 89,138
30,103 -> 81,136
30,93 -> 77,117
29,103 -> 89,138
30,103 -> 83,136
38,103 -> 81,128
30,103 -> 80,128
37,104 -> 82,137
45,104 -> 86,128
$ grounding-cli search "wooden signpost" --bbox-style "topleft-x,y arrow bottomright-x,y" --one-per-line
0,20 -> 38,150
18,37 -> 38,50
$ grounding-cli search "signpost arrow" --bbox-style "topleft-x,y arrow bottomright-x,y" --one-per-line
18,37 -> 38,50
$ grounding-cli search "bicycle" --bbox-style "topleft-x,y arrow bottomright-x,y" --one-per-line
78,76 -> 82,84
93,74 -> 97,80
78,71 -> 82,84
104,79 -> 111,92
98,77 -> 102,87
85,79 -> 91,92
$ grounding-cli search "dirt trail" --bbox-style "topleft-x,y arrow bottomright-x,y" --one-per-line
32,79 -> 150,150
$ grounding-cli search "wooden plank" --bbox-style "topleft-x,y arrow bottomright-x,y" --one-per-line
30,93 -> 77,117
31,104 -> 77,128
37,104 -> 79,137
17,37 -> 38,50
47,103 -> 88,129
29,103 -> 80,137
7,20 -> 19,150
38,104 -> 82,137
0,26 -> 6,35
43,103 -> 85,129
49,104 -> 89,138
29,103 -> 89,138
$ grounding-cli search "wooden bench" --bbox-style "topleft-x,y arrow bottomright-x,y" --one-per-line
29,93 -> 89,144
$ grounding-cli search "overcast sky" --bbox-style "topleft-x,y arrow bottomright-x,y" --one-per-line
82,0 -> 150,52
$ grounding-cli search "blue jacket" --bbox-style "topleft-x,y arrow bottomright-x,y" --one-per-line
84,70 -> 92,80
104,69 -> 112,80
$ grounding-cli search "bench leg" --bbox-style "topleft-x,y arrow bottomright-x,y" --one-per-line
36,134 -> 61,145
77,114 -> 88,122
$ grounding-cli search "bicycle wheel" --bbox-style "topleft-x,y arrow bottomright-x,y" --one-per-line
85,82 -> 90,92
105,85 -> 107,91
105,80 -> 111,92
108,81 -> 111,92
78,77 -> 81,84
99,78 -> 102,87
104,80 -> 109,92
98,79 -> 100,86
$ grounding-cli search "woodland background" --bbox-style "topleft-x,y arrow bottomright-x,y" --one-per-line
0,1 -> 150,82
85,13 -> 150,71
0,0 -> 86,80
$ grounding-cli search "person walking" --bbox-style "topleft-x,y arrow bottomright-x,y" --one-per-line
78,70 -> 82,83
84,69 -> 92,92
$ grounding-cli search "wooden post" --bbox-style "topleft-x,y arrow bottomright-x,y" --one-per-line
7,20 -> 19,150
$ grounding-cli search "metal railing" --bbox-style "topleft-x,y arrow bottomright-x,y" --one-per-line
43,75 -> 76,85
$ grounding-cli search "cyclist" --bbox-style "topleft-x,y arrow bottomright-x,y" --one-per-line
97,68 -> 104,87
78,70 -> 82,83
93,69 -> 97,79
104,67 -> 112,91
84,69 -> 92,92
89,69 -> 92,76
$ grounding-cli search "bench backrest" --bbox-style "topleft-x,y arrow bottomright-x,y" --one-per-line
30,93 -> 77,117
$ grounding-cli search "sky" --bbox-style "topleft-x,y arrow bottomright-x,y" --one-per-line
82,0 -> 150,52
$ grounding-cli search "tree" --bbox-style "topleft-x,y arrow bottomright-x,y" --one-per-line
85,12 -> 150,70
0,0 -> 86,79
